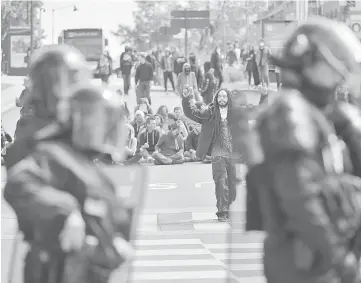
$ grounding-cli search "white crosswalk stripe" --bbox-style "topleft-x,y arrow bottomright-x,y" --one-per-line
118,232 -> 266,283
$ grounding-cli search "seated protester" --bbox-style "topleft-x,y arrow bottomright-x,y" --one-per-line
184,123 -> 201,162
154,114 -> 167,135
152,122 -> 185,165
138,116 -> 160,163
131,110 -> 146,138
134,97 -> 154,116
167,112 -> 188,140
123,122 -> 137,162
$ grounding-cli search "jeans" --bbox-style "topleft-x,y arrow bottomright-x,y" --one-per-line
163,71 -> 175,91
258,65 -> 269,87
136,81 -> 151,105
212,156 -> 237,217
123,74 -> 131,94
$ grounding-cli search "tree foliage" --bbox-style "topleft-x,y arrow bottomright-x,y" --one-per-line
1,0 -> 44,43
113,0 -> 268,52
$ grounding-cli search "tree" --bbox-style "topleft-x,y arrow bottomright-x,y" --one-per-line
1,1 -> 44,42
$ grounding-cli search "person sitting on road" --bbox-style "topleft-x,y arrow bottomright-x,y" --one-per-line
123,122 -> 137,164
137,116 -> 160,163
156,105 -> 169,122
184,123 -> 201,162
167,112 -> 188,141
134,97 -> 153,116
152,122 -> 185,165
154,114 -> 167,135
131,110 -> 146,138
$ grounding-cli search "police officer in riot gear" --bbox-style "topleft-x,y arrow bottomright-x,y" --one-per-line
5,85 -> 134,283
240,17 -> 361,283
5,44 -> 92,169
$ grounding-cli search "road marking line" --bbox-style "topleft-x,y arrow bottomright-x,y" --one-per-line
213,252 -> 263,260
129,270 -> 228,281
203,243 -> 263,249
192,212 -> 217,221
195,181 -> 213,189
134,239 -> 202,246
194,222 -> 231,231
135,249 -> 210,256
228,263 -> 264,271
148,183 -> 177,190
132,259 -> 220,267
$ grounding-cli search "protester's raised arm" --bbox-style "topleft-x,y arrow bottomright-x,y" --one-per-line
182,97 -> 211,124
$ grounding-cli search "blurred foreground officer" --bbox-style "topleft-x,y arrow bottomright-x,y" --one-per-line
243,18 -> 361,283
5,44 -> 92,169
4,85 -> 133,283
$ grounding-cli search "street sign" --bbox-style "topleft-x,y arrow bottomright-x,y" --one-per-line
171,10 -> 210,18
159,25 -> 180,36
171,18 -> 210,29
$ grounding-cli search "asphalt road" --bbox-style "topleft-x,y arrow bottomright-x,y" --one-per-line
1,77 -> 266,283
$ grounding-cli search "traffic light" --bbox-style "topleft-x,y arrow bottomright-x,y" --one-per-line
347,1 -> 356,7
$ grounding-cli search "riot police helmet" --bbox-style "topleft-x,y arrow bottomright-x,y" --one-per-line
270,17 -> 361,106
28,44 -> 92,119
68,85 -> 127,162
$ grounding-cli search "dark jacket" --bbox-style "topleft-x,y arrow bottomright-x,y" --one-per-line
211,52 -> 222,72
174,56 -> 187,75
138,129 -> 160,152
200,72 -> 217,105
135,62 -> 153,84
247,92 -> 361,283
120,52 -> 133,75
185,130 -> 199,151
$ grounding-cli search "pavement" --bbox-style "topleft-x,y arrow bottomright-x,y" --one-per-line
1,76 -> 267,283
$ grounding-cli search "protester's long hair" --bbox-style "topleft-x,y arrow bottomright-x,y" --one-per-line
211,88 -> 233,148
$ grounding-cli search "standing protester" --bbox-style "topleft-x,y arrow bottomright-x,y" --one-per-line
234,41 -> 241,64
246,45 -> 260,88
4,85 -> 134,283
176,63 -> 200,101
5,45 -> 93,169
173,53 -> 187,78
226,44 -> 237,67
244,18 -> 361,283
275,48 -> 283,90
211,46 -> 223,89
200,61 -> 217,105
182,88 -> 239,222
120,46 -> 133,95
96,52 -> 112,85
135,53 -> 153,104
161,48 -> 175,94
189,53 -> 203,89
256,38 -> 271,87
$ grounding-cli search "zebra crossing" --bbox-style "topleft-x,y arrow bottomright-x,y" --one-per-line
111,231 -> 266,283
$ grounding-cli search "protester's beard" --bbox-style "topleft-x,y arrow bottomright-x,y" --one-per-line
218,101 -> 228,108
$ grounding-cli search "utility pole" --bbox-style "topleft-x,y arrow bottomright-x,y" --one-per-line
30,0 -> 34,53
184,9 -> 188,58
245,0 -> 249,43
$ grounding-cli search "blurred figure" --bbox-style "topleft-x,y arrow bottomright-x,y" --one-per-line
135,53 -> 153,104
211,46 -> 223,88
134,97 -> 153,116
226,44 -> 237,67
189,53 -> 203,88
161,48 -> 175,93
120,46 -> 133,95
200,61 -> 217,105
245,18 -> 361,283
4,85 -> 133,283
97,52 -> 112,85
246,45 -> 260,88
256,38 -> 271,87
5,45 -> 92,169
184,123 -> 201,162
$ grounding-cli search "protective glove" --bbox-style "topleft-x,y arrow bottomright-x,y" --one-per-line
60,210 -> 86,252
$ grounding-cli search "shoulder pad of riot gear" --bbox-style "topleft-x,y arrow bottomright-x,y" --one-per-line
256,91 -> 323,157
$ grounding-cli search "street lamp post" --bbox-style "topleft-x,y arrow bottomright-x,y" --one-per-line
51,5 -> 78,44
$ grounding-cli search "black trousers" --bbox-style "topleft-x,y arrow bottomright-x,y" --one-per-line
163,71 -> 175,91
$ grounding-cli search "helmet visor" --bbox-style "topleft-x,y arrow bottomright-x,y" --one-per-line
72,98 -> 127,161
